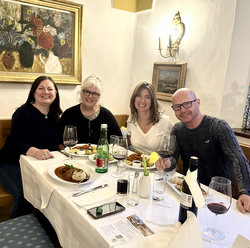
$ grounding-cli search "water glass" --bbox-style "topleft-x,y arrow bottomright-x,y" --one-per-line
152,171 -> 165,201
126,170 -> 140,206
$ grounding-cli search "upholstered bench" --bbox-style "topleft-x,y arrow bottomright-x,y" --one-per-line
0,213 -> 54,247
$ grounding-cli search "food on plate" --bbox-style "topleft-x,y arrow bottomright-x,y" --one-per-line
70,144 -> 96,155
169,176 -> 184,185
125,153 -> 154,167
127,152 -> 143,162
169,176 -> 207,197
55,164 -> 89,183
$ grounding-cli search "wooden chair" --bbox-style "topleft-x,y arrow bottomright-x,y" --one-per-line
0,119 -> 13,222
114,114 -> 128,128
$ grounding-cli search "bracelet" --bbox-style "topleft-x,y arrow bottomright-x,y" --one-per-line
239,189 -> 250,196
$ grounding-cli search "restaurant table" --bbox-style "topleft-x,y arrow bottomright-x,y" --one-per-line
20,151 -> 250,248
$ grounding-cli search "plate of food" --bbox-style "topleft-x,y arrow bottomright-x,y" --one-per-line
48,162 -> 96,185
88,153 -> 117,164
64,144 -> 97,157
166,174 -> 207,197
124,152 -> 156,170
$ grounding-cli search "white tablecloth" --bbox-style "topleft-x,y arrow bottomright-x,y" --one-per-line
20,152 -> 250,248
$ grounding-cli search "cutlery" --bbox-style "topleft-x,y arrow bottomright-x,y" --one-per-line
72,184 -> 108,197
58,149 -> 70,157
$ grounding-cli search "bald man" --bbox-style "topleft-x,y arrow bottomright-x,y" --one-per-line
156,88 -> 250,213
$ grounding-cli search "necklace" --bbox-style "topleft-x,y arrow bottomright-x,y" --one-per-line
32,102 -> 49,119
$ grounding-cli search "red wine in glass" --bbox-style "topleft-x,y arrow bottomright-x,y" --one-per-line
113,154 -> 127,160
158,150 -> 173,158
63,125 -> 78,160
203,176 -> 232,241
207,203 -> 229,215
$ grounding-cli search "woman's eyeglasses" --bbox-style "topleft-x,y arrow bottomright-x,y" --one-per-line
82,89 -> 100,98
171,99 -> 197,111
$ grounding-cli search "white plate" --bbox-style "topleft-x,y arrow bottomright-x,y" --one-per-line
125,163 -> 156,170
48,162 -> 97,185
88,154 -> 117,164
166,173 -> 184,195
64,144 -> 97,157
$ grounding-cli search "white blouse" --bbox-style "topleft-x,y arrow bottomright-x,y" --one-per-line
127,114 -> 173,155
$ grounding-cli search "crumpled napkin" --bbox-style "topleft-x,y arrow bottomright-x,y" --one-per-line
117,211 -> 205,248
72,186 -> 116,207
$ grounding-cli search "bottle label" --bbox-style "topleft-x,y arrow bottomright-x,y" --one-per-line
96,158 -> 109,168
180,191 -> 192,208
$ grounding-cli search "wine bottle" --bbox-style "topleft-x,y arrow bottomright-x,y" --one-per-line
178,156 -> 199,224
95,124 -> 109,173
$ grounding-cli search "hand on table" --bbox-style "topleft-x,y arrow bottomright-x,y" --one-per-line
237,194 -> 250,213
155,157 -> 171,171
26,147 -> 54,160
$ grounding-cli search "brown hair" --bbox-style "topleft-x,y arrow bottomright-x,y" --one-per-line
129,82 -> 160,124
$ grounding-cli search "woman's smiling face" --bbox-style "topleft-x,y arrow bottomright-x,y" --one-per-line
33,79 -> 56,106
134,88 -> 151,113
81,85 -> 100,108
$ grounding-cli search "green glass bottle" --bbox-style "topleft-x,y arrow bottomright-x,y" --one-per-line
95,124 -> 109,173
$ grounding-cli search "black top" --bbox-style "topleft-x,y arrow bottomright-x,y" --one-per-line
58,104 -> 122,144
0,103 -> 60,164
171,115 -> 250,192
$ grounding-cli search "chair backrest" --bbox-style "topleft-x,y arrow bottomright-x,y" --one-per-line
0,119 -> 11,149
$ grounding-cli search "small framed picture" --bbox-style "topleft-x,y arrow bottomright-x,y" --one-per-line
152,62 -> 187,102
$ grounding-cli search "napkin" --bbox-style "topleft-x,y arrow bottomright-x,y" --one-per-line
117,211 -> 205,248
185,169 -> 205,208
72,186 -> 116,207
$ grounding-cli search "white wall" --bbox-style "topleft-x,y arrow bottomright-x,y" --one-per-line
220,0 -> 250,127
130,0 -> 237,124
0,0 -> 135,118
0,0 -> 248,129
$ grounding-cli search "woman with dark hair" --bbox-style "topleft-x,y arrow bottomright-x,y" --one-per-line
127,82 -> 173,155
0,76 -> 62,218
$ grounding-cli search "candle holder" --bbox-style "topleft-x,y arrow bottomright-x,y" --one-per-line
158,11 -> 185,58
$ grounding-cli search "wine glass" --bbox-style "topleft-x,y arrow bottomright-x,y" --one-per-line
203,176 -> 232,241
157,134 -> 176,177
112,136 -> 128,178
63,125 -> 78,160
157,134 -> 176,158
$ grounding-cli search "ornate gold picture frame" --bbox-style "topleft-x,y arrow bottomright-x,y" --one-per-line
0,0 -> 83,84
152,62 -> 187,102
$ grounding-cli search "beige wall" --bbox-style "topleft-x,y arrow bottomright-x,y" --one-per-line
0,0 -> 248,128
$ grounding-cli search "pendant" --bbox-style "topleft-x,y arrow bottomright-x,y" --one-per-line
45,115 -> 48,119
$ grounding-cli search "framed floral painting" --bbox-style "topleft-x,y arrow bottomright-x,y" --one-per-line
152,62 -> 187,102
0,0 -> 83,84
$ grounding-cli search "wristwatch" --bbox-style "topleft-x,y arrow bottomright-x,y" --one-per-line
239,189 -> 250,196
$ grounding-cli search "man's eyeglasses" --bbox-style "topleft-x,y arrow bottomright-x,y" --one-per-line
171,99 -> 197,111
82,89 -> 100,98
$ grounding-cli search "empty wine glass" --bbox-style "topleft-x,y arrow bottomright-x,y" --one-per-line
112,136 -> 128,178
63,125 -> 78,160
203,176 -> 232,241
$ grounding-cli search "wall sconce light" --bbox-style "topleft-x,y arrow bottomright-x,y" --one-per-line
158,11 -> 185,58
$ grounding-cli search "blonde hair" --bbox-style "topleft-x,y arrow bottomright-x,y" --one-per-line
81,74 -> 102,92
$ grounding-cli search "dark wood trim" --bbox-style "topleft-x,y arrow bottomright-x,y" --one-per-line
233,128 -> 250,139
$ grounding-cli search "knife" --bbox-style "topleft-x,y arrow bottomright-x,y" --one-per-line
58,149 -> 70,157
72,184 -> 108,197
